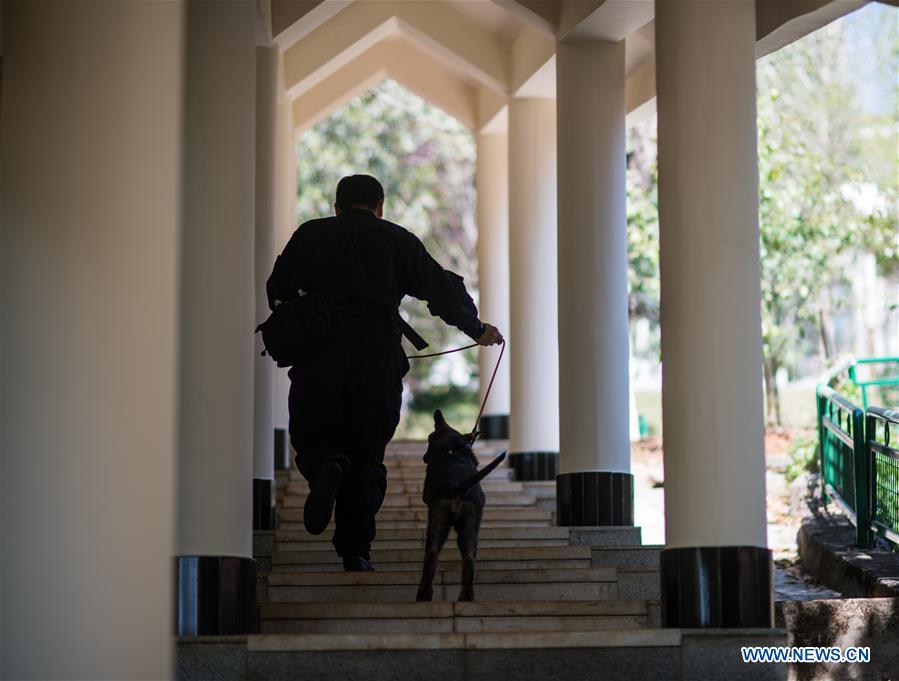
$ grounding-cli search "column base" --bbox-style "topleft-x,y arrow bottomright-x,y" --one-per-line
176,556 -> 257,635
660,545 -> 774,628
253,478 -> 276,530
478,414 -> 509,440
274,427 -> 290,470
508,451 -> 558,481
556,471 -> 634,526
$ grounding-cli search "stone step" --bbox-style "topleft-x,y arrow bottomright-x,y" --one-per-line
275,526 -> 571,543
271,546 -> 595,572
568,526 -> 642,546
274,545 -> 591,565
277,520 -> 553,531
258,600 -> 651,634
285,480 -> 528,495
272,526 -> 641,546
613,568 -> 661,600
276,538 -> 572,552
277,507 -> 553,524
288,467 -> 514,482
281,492 -> 538,509
591,546 -> 661,569
274,558 -> 593,572
178,631 -> 788,681
177,628 -> 788,681
268,567 -> 617,586
266,567 -> 620,603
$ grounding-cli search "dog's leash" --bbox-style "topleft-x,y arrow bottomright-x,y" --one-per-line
406,339 -> 506,437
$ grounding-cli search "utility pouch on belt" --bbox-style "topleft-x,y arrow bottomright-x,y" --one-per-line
255,292 -> 332,367
256,294 -> 429,366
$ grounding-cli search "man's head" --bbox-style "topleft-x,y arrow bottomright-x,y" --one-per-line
335,174 -> 384,218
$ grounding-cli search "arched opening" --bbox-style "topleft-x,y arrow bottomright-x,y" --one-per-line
294,78 -> 480,439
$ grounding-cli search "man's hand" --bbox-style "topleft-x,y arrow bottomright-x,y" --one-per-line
476,323 -> 504,347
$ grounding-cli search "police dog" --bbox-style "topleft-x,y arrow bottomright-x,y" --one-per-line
415,410 -> 506,602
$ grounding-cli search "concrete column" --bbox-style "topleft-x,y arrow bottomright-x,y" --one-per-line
656,0 -> 772,628
507,98 -> 560,480
476,131 -> 511,440
555,40 -> 634,527
176,0 -> 258,635
273,58 -> 296,470
254,46 -> 278,530
1,1 -> 183,677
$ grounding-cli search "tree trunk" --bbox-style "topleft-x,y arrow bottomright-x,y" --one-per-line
763,356 -> 783,427
818,301 -> 833,361
773,374 -> 783,427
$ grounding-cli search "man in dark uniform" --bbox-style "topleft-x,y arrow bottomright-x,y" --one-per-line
266,174 -> 503,571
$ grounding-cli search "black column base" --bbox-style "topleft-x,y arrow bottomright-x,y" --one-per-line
274,428 -> 290,470
660,545 -> 774,628
508,451 -> 558,481
176,556 -> 257,635
479,414 -> 509,440
556,471 -> 634,526
253,478 -> 276,530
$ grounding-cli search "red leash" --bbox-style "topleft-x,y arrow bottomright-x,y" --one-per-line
406,339 -> 506,436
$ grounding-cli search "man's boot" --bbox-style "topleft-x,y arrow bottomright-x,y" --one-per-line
343,556 -> 376,572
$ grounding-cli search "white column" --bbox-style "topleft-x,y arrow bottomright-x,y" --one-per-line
657,0 -> 767,550
177,0 -> 256,566
556,41 -> 630,476
476,132 -> 511,433
254,46 -> 277,508
273,57 -> 296,467
508,99 -> 560,458
2,1 -> 183,677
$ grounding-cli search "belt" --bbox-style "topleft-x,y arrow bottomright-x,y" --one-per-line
329,301 -> 429,351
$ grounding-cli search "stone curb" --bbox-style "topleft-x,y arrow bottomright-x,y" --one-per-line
797,513 -> 899,598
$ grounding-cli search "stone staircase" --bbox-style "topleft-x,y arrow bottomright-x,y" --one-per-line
177,440 -> 786,681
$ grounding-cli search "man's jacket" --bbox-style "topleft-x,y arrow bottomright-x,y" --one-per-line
266,208 -> 485,342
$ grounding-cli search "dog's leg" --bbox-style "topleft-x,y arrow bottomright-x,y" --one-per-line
416,504 -> 451,602
456,504 -> 482,602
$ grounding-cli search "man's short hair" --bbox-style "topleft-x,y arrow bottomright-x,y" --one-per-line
335,175 -> 384,210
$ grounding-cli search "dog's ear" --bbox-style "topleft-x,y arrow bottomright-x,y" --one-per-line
433,409 -> 447,429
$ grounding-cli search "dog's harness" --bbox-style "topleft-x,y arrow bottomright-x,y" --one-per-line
407,339 -> 506,437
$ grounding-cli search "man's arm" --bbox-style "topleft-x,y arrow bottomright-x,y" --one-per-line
400,230 -> 490,341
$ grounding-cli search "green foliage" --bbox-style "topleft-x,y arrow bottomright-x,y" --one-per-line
626,123 -> 661,328
404,384 -> 480,439
785,432 -> 820,484
831,374 -> 864,406
623,7 -> 899,423
295,79 -> 479,417
755,5 -> 898,424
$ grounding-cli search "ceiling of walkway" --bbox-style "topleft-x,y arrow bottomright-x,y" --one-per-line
272,0 -> 872,134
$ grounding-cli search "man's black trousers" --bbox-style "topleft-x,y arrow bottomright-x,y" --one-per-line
287,317 -> 408,559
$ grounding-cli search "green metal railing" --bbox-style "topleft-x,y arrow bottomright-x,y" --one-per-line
817,354 -> 899,549
866,407 -> 899,547
817,385 -> 870,547
848,357 -> 899,410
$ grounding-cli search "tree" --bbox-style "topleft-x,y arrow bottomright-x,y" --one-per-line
627,5 -> 898,425
756,4 -> 898,423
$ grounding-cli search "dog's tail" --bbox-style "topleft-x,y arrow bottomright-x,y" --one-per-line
452,451 -> 507,498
